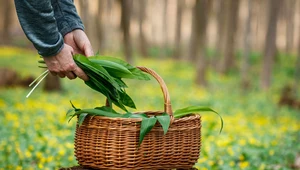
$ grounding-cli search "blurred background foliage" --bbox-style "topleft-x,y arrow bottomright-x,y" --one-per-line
0,0 -> 300,169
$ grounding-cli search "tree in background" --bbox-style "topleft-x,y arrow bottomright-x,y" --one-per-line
261,0 -> 280,90
95,0 -> 106,52
214,0 -> 227,69
241,0 -> 253,90
78,0 -> 90,32
43,74 -> 62,92
219,0 -> 240,74
0,0 -> 13,44
191,0 -> 210,86
162,0 -> 169,52
295,32 -> 300,94
138,0 -> 149,57
285,0 -> 296,54
120,0 -> 133,63
173,0 -> 184,60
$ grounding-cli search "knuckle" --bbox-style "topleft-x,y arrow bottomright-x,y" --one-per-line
65,63 -> 77,71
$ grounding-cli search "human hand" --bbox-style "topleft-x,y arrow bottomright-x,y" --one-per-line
63,29 -> 94,57
43,44 -> 89,81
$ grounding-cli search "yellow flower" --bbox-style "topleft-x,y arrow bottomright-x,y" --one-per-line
58,149 -> 66,156
0,99 -> 6,107
239,161 -> 249,169
269,150 -> 275,156
28,145 -> 34,151
197,157 -> 206,164
229,161 -> 235,167
227,147 -> 235,156
47,156 -> 54,163
16,166 -> 23,170
238,139 -> 247,146
25,151 -> 32,158
239,155 -> 245,161
36,152 -> 43,159
38,163 -> 44,169
208,160 -> 214,166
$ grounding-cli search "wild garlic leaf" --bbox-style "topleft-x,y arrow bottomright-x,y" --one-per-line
78,113 -> 88,126
74,109 -> 122,118
139,117 -> 157,146
174,106 -> 223,133
156,113 -> 171,135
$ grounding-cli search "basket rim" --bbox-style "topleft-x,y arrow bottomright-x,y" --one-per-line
78,111 -> 201,123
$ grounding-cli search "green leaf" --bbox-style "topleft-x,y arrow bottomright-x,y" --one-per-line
70,101 -> 80,111
114,78 -> 127,88
74,54 -> 121,91
174,106 -> 223,133
121,112 -> 133,118
129,67 -> 150,80
94,106 -> 117,113
120,91 -> 136,109
89,55 -> 150,80
139,117 -> 157,146
66,108 -> 75,118
74,109 -> 122,118
129,113 -> 148,119
89,58 -> 133,78
156,113 -> 171,135
78,113 -> 88,126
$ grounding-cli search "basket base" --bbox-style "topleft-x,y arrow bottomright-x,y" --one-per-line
59,166 -> 197,170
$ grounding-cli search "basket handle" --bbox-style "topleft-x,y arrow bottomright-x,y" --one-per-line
105,66 -> 174,119
137,66 -> 173,118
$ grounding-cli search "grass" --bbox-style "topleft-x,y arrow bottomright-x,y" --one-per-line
0,47 -> 299,169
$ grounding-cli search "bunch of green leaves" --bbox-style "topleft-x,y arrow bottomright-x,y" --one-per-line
67,102 -> 223,145
32,54 -> 150,111
73,54 -> 150,111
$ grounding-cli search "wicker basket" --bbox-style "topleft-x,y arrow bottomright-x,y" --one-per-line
74,67 -> 201,170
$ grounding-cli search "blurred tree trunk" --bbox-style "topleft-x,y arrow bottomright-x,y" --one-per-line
95,0 -> 105,52
241,0 -> 252,90
0,0 -> 13,44
189,0 -> 203,62
162,0 -> 169,50
78,0 -> 89,29
261,0 -> 280,90
120,0 -> 133,63
219,0 -> 240,74
294,32 -> 300,94
192,0 -> 210,86
285,0 -> 296,54
214,0 -> 227,69
138,0 -> 148,57
43,74 -> 62,92
173,0 -> 184,60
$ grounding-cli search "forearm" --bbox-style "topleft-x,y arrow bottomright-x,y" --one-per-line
14,0 -> 63,57
51,0 -> 84,36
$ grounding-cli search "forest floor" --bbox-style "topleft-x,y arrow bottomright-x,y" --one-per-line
0,47 -> 299,170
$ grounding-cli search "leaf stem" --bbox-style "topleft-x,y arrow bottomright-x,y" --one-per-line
26,70 -> 49,98
29,70 -> 49,87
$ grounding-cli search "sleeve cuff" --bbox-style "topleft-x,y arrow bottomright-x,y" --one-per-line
38,34 -> 64,57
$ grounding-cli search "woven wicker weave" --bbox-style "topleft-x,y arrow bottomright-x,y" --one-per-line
74,67 -> 201,170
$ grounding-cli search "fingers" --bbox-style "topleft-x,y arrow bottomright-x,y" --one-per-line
83,42 -> 94,57
43,44 -> 88,81
66,72 -> 77,80
72,29 -> 94,56
58,73 -> 66,78
73,66 -> 89,81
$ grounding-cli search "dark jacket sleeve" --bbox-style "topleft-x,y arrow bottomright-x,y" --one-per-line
14,0 -> 64,57
51,0 -> 84,37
